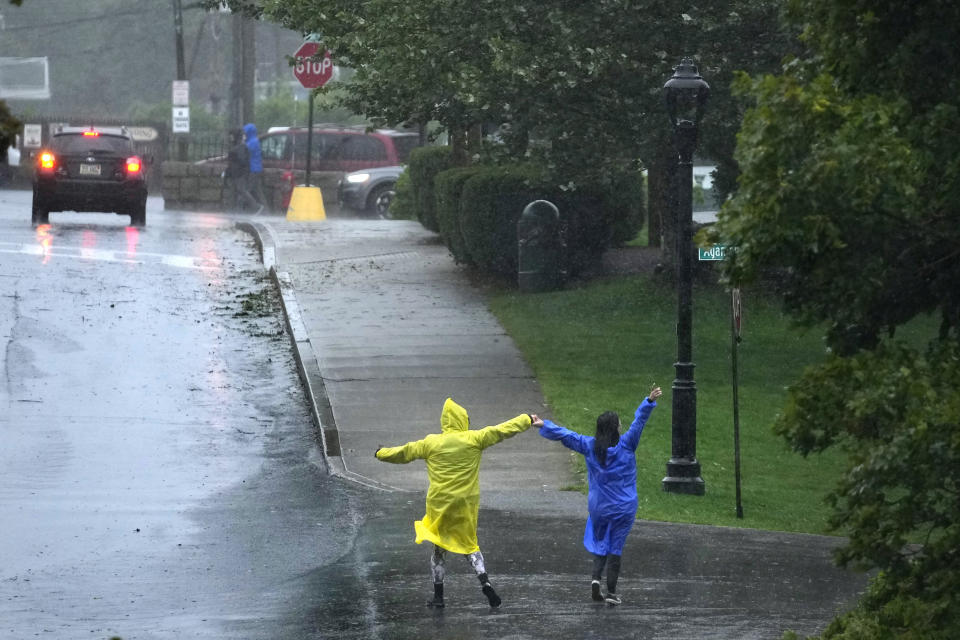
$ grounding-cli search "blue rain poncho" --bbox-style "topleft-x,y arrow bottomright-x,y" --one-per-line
243,123 -> 262,173
376,398 -> 532,554
539,398 -> 657,555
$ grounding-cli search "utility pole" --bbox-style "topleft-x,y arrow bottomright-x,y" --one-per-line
229,12 -> 256,129
172,0 -> 188,160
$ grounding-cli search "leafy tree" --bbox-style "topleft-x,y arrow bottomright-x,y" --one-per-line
227,0 -> 789,254
0,100 -> 21,163
712,1 -> 960,636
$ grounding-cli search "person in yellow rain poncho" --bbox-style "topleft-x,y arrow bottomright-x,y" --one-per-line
375,397 -> 535,609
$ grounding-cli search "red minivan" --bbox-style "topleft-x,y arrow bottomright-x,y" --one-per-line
258,126 -> 421,208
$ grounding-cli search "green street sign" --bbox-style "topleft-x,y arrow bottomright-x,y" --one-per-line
698,244 -> 728,261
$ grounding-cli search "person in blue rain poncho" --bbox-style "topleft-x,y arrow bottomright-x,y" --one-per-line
241,123 -> 266,213
375,397 -> 534,609
534,386 -> 662,606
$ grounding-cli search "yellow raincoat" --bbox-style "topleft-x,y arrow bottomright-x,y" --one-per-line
375,398 -> 532,554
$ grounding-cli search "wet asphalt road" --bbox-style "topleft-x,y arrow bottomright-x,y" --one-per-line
0,192 -> 356,638
0,191 -> 867,639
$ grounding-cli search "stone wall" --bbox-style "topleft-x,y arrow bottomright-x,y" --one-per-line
160,161 -> 226,211
160,161 -> 291,212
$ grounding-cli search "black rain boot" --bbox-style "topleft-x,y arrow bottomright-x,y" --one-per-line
477,573 -> 501,608
426,582 -> 444,608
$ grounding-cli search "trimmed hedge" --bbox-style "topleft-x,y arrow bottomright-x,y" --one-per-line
406,145 -> 453,232
457,164 -> 645,279
434,166 -> 487,265
459,165 -> 543,276
389,169 -> 416,220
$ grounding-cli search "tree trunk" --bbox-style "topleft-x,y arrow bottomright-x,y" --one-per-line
467,122 -> 482,157
229,15 -> 256,128
648,140 -> 678,261
240,17 -> 256,125
450,126 -> 469,166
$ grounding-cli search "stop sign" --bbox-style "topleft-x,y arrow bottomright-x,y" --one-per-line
292,41 -> 333,89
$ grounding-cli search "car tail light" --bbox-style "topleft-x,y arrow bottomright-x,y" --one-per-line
125,157 -> 142,174
83,130 -> 100,137
39,151 -> 56,171
281,170 -> 295,208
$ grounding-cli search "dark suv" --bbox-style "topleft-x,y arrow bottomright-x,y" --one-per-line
32,126 -> 148,227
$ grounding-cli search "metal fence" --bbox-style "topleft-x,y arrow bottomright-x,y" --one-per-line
166,130 -> 231,163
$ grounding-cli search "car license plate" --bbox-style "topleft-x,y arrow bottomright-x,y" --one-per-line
79,163 -> 101,176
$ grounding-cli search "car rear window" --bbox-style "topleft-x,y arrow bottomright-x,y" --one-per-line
52,134 -> 134,154
391,135 -> 420,162
325,134 -> 387,162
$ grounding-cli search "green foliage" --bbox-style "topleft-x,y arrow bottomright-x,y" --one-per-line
406,146 -> 453,232
0,100 -> 21,157
459,165 -> 543,277
776,339 -> 960,637
785,569 -> 960,640
127,100 -> 225,132
713,1 -> 960,637
389,170 -> 416,221
455,164 -> 645,279
434,166 -> 486,265
254,0 -> 792,204
714,72 -> 940,354
253,88 -> 367,132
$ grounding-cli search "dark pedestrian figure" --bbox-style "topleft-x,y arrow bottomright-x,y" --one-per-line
224,128 -> 251,210
534,386 -> 662,605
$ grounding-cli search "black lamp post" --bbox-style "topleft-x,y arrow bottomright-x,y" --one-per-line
662,58 -> 708,496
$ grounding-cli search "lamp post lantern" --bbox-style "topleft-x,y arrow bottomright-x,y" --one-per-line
662,58 -> 709,496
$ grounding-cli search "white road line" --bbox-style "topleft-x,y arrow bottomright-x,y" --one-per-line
0,245 -> 221,270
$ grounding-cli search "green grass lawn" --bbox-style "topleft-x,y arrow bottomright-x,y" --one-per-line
487,272 -> 847,536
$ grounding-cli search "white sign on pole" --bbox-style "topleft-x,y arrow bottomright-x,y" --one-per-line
172,80 -> 190,106
172,106 -> 190,133
126,126 -> 159,142
22,123 -> 42,148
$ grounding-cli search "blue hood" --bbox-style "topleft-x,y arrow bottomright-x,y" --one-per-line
243,123 -> 258,140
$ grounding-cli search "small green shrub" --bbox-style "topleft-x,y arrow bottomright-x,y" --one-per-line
389,170 -> 416,220
407,146 -> 453,232
459,165 -> 544,277
434,166 -> 487,264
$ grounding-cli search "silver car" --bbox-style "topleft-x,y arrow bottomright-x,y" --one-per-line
337,165 -> 404,218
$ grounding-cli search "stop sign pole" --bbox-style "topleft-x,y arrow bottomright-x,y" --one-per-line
292,41 -> 333,187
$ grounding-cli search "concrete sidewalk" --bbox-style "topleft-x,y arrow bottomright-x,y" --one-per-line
239,218 -> 578,509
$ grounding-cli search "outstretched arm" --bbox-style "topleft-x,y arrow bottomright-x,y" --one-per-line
538,419 -> 591,456
620,387 -> 661,451
375,438 -> 427,464
474,414 -> 533,450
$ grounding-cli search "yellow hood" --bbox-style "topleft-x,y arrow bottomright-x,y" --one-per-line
440,398 -> 469,433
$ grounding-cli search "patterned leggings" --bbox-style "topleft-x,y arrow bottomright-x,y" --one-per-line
430,545 -> 487,584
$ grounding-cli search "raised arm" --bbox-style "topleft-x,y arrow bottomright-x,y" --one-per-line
620,387 -> 661,451
538,419 -> 591,456
473,413 -> 533,450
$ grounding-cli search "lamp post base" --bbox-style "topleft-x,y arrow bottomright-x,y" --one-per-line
662,458 -> 705,495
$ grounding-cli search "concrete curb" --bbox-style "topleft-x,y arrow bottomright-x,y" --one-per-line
236,221 -> 399,493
